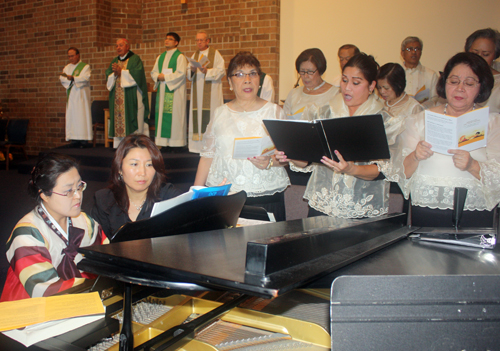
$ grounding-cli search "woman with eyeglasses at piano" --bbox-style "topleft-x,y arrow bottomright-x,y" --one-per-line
402,52 -> 500,227
283,48 -> 338,121
276,53 -> 406,219
91,134 -> 182,238
1,153 -> 108,302
194,51 -> 290,221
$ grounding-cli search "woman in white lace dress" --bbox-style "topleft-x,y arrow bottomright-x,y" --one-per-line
402,52 -> 499,227
283,48 -> 338,121
377,63 -> 423,119
194,52 -> 290,221
277,53 -> 406,218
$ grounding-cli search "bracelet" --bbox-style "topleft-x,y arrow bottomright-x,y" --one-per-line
265,158 -> 273,170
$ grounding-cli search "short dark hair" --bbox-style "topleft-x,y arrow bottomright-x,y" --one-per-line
295,48 -> 327,75
338,44 -> 360,56
67,47 -> 79,55
464,28 -> 500,60
436,52 -> 494,104
28,153 -> 80,204
377,63 -> 406,97
166,32 -> 181,43
110,135 -> 167,214
343,53 -> 380,85
227,51 -> 262,77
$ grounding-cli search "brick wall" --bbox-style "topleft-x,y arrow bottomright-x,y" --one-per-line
0,0 -> 280,155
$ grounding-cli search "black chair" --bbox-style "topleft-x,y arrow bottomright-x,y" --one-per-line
91,100 -> 109,147
0,118 -> 29,170
0,119 -> 7,142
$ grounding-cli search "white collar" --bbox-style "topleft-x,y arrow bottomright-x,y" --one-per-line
41,203 -> 69,240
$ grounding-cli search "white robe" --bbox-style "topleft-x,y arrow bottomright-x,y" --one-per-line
187,47 -> 225,153
59,62 -> 92,141
151,49 -> 188,147
404,62 -> 438,104
260,75 -> 275,102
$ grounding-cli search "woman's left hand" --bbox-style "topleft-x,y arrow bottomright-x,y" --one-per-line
248,155 -> 272,170
448,149 -> 479,173
321,150 -> 355,175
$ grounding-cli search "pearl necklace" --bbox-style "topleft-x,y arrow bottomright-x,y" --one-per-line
385,93 -> 406,108
130,199 -> 146,211
304,80 -> 326,92
443,103 -> 475,115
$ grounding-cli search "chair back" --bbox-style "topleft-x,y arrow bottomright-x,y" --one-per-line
0,119 -> 8,142
7,119 -> 29,145
91,100 -> 109,124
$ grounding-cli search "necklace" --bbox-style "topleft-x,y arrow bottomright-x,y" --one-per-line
130,198 -> 146,211
443,103 -> 475,115
385,93 -> 406,108
304,80 -> 326,92
234,99 -> 258,113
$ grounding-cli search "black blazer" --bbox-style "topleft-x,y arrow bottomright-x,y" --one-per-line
91,183 -> 182,238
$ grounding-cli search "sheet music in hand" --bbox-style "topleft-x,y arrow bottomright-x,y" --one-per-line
425,106 -> 489,155
263,114 -> 390,163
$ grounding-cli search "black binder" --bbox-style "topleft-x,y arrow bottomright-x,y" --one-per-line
263,114 -> 390,162
111,191 -> 247,243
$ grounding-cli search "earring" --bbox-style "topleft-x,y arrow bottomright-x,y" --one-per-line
118,173 -> 122,180
229,87 -> 233,91
259,85 -> 262,88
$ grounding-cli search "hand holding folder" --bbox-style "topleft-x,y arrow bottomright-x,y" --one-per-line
263,114 -> 390,163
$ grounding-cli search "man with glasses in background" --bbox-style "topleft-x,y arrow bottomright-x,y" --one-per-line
401,36 -> 438,103
187,30 -> 225,153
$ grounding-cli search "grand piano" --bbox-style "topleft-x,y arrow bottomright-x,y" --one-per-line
3,210 -> 500,350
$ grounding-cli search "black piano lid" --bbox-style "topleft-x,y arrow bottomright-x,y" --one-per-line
79,214 -> 413,298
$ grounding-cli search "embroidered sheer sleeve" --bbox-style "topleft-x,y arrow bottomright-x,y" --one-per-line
199,105 -> 222,158
479,113 -> 500,209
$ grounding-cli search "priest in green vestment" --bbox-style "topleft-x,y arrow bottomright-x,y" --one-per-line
106,38 -> 150,148
151,32 -> 187,148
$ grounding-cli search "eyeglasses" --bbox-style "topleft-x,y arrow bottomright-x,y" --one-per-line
230,72 -> 259,79
298,70 -> 318,76
52,181 -> 87,198
446,77 -> 479,89
404,47 -> 422,52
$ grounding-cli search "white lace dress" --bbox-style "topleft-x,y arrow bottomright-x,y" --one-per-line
382,96 -> 423,120
283,85 -> 339,120
290,93 -> 406,218
200,102 -> 290,197
402,110 -> 500,211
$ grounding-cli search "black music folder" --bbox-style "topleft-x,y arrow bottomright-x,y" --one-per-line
263,115 -> 390,162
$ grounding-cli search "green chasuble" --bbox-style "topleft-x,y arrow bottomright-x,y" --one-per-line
67,61 -> 87,101
155,49 -> 181,139
105,51 -> 150,137
192,47 -> 216,140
